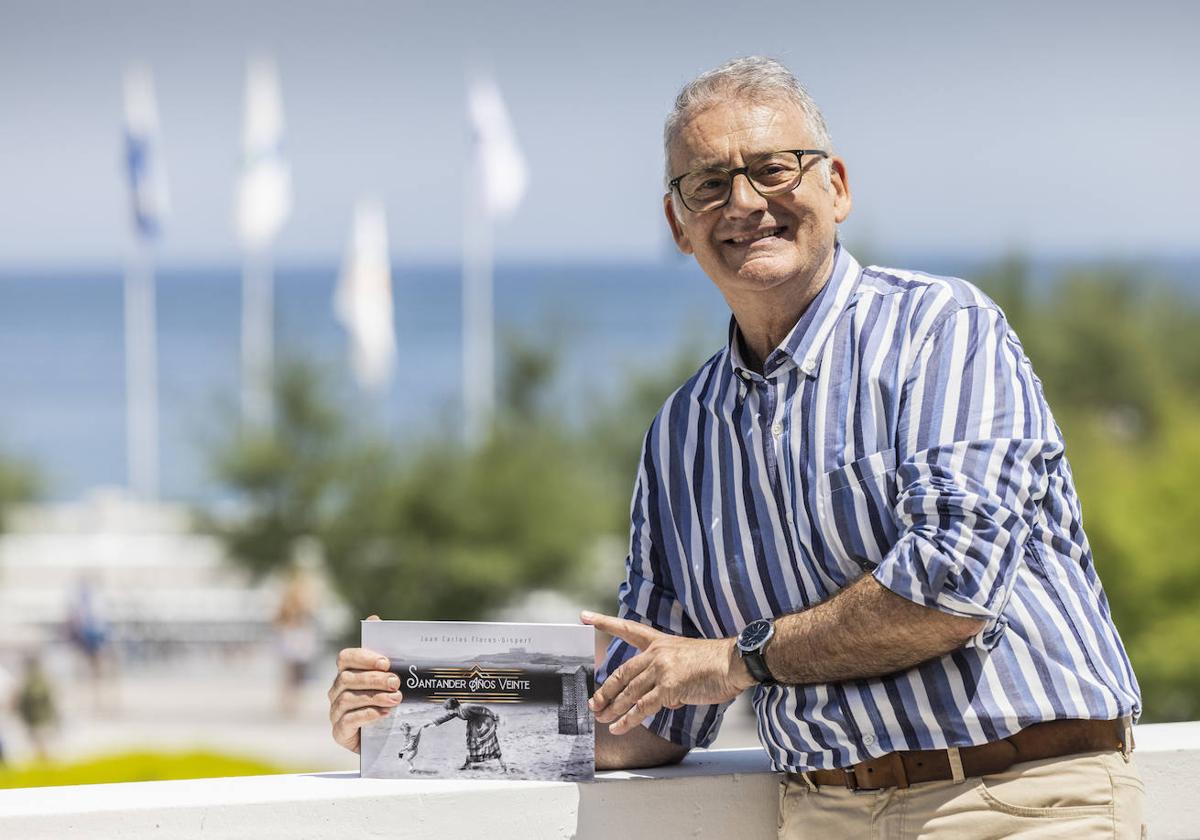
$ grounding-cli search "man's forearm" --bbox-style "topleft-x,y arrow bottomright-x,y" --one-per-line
585,575 -> 986,748
595,720 -> 689,770
763,575 -> 985,685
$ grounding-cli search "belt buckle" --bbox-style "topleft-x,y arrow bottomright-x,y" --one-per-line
842,767 -> 859,791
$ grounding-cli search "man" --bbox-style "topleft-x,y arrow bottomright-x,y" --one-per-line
329,57 -> 1143,837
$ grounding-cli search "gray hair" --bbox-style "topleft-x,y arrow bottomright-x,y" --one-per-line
663,56 -> 833,191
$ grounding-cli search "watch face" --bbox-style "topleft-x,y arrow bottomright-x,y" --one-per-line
739,619 -> 773,651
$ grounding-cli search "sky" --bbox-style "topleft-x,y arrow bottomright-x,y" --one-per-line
1,0 -> 1198,268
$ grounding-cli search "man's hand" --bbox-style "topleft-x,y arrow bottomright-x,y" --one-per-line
582,611 -> 754,736
328,614 -> 403,754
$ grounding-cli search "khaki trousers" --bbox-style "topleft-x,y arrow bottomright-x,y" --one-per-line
778,750 -> 1146,839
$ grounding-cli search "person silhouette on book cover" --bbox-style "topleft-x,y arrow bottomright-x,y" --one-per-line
431,698 -> 507,773
395,720 -> 430,772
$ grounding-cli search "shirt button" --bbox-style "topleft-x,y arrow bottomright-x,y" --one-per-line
785,511 -> 794,524
771,421 -> 783,437
801,358 -> 816,375
863,733 -> 876,746
739,370 -> 751,381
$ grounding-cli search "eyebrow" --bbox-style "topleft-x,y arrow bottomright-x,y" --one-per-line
683,149 -> 787,171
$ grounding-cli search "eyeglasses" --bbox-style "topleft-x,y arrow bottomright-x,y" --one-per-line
668,149 -> 829,213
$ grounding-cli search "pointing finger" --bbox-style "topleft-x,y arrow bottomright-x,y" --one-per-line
580,611 -> 662,650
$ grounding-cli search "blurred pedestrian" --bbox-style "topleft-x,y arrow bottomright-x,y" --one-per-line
0,659 -> 13,764
275,565 -> 319,716
15,654 -> 56,762
66,574 -> 115,714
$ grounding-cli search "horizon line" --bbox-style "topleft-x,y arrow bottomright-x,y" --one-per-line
2,247 -> 1199,277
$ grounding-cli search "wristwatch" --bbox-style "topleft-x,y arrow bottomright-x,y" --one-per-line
736,618 -> 777,685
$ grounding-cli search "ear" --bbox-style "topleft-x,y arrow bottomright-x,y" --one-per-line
663,192 -> 694,255
828,157 -> 853,224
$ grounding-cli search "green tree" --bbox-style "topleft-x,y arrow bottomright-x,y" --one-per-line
203,338 -> 625,637
319,330 -> 619,630
198,360 -> 350,579
1066,405 -> 1200,722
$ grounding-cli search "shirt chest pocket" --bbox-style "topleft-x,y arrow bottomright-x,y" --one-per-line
816,448 -> 900,574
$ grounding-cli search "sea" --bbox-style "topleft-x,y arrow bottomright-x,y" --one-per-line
0,260 -> 731,502
1,255 -> 1195,503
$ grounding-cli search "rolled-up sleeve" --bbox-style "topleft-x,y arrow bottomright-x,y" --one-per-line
873,304 -> 1063,648
597,426 -> 729,749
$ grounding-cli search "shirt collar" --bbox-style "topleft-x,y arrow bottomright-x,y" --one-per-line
727,243 -> 861,382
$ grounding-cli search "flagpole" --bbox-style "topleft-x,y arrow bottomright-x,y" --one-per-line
462,73 -> 525,446
121,63 -> 166,502
241,249 -> 273,429
462,183 -> 494,447
235,56 -> 290,432
124,242 -> 159,500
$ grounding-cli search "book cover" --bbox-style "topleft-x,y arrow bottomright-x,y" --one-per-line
359,620 -> 595,781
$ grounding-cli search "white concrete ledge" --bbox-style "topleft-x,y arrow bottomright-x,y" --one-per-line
2,724 -> 1199,839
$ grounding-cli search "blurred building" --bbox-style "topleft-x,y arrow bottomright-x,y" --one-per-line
0,489 -> 345,664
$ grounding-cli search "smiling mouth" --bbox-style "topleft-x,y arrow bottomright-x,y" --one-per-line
725,225 -> 786,246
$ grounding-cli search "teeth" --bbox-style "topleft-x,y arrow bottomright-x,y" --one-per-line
731,227 -> 781,244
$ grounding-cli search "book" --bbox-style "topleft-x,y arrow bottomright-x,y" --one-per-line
359,620 -> 595,781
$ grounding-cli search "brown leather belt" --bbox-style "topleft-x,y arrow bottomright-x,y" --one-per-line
796,718 -> 1131,791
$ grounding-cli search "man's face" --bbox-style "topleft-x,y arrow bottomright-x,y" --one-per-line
664,99 -> 852,298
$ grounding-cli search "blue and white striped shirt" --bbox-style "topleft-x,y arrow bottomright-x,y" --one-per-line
598,245 -> 1141,772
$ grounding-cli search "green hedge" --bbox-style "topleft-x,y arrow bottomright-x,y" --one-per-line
0,750 -> 296,789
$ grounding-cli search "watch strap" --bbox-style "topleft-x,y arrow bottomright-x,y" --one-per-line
741,648 -> 776,684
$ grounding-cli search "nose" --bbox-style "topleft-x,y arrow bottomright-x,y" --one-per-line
724,171 -> 767,218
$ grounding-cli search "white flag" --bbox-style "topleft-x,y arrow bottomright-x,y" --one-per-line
334,199 -> 396,391
122,64 -> 169,240
235,57 -> 292,250
467,76 -> 528,220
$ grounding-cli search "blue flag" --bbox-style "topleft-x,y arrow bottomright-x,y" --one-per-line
122,65 -> 169,241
